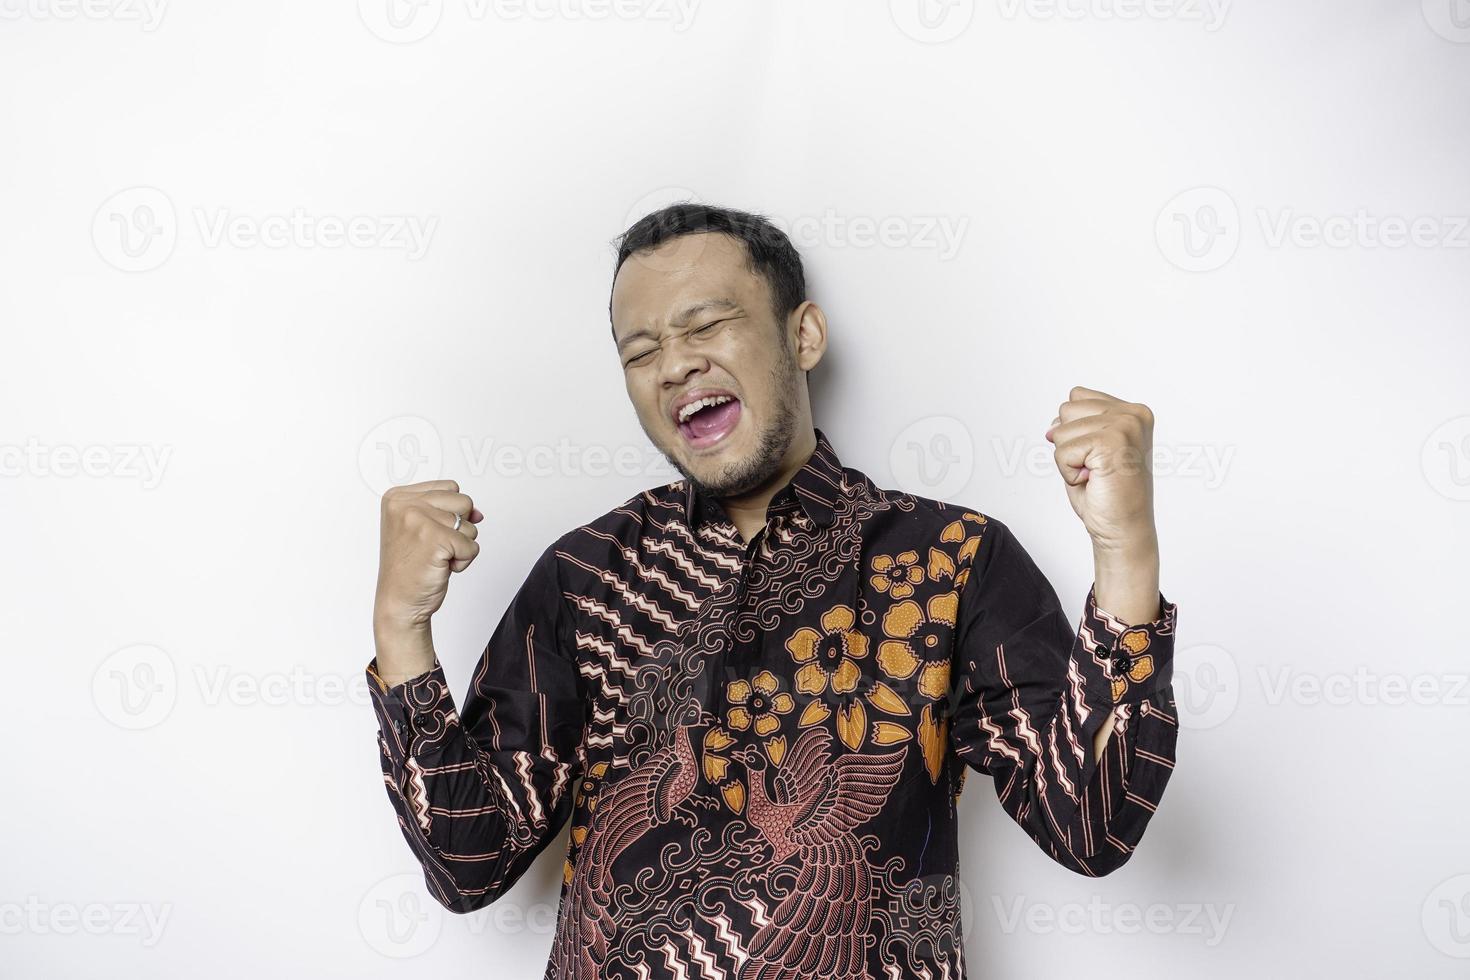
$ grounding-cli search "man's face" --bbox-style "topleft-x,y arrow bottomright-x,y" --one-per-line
610,232 -> 802,498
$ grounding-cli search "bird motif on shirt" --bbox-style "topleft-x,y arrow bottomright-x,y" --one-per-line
736,728 -> 908,980
550,713 -> 701,979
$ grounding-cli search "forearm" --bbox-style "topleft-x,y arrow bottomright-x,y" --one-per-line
1092,531 -> 1161,626
369,660 -> 568,912
372,617 -> 438,689
1090,535 -> 1162,758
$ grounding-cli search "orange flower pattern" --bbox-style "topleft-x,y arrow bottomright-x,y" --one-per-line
869,549 -> 925,599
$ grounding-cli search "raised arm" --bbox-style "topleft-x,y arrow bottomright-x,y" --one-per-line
367,481 -> 584,912
947,516 -> 1179,875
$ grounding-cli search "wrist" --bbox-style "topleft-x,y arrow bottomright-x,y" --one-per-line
1091,536 -> 1161,627
1090,524 -> 1158,565
372,615 -> 436,686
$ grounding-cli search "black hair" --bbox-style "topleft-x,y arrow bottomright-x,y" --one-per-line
610,203 -> 807,328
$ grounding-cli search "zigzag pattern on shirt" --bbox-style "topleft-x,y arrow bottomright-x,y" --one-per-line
660,517 -> 743,572
709,910 -> 748,972
1047,711 -> 1081,802
569,597 -> 657,658
975,714 -> 1023,766
684,928 -> 724,980
404,756 -> 432,833
575,651 -> 632,707
575,526 -> 703,610
561,552 -> 687,631
513,750 -> 545,828
644,537 -> 723,590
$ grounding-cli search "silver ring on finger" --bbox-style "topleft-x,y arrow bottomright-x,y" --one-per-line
452,512 -> 463,532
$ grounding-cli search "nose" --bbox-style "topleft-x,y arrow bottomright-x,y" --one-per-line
658,332 -> 710,389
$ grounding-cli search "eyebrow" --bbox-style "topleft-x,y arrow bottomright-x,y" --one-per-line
615,298 -> 744,351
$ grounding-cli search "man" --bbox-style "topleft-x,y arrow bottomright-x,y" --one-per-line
367,204 -> 1179,979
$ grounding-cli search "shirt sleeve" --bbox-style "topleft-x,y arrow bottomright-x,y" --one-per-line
946,517 -> 1180,876
365,542 -> 586,913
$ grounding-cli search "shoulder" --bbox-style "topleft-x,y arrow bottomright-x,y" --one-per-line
863,476 -> 1009,545
539,479 -> 689,572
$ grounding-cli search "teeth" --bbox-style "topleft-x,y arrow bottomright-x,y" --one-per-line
677,394 -> 734,424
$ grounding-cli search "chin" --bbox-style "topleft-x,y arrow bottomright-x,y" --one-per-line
678,423 -> 789,499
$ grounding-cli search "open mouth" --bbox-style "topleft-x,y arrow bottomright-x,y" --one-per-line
673,391 -> 743,450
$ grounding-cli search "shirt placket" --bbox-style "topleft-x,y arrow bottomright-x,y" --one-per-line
707,509 -> 784,708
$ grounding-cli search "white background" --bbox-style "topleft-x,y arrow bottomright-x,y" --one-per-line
3,1 -> 1468,977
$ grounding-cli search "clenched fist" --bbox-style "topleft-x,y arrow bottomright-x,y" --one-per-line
372,479 -> 484,685
1044,386 -> 1156,553
1045,384 -> 1162,630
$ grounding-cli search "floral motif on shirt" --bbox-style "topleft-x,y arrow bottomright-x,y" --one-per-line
1109,627 -> 1157,701
787,603 -> 914,752
877,591 -> 959,700
787,604 -> 869,697
725,670 -> 794,736
869,549 -> 925,599
936,512 -> 986,589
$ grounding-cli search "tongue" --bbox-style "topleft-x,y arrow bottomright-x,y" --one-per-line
688,399 -> 739,439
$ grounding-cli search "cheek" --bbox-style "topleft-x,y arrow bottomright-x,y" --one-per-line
625,375 -> 661,423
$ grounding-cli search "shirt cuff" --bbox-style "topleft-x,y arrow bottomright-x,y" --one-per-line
365,656 -> 460,767
1078,585 -> 1178,707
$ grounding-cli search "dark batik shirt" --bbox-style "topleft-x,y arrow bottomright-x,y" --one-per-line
366,428 -> 1180,979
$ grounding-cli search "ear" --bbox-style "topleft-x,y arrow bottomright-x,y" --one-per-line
789,301 -> 828,372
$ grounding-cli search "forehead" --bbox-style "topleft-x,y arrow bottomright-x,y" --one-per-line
610,232 -> 770,341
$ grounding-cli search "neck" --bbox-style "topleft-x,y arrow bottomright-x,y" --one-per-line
718,426 -> 817,544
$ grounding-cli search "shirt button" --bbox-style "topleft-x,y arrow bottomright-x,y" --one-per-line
394,720 -> 407,738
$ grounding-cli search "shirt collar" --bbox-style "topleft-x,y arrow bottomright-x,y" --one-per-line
682,427 -> 847,530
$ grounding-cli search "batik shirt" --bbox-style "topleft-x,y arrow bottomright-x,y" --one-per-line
366,428 -> 1180,980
